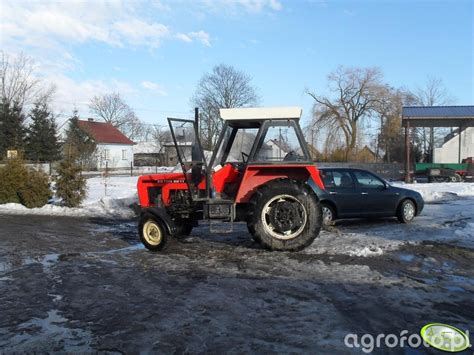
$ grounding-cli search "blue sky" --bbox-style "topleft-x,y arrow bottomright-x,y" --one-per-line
1,0 -> 472,128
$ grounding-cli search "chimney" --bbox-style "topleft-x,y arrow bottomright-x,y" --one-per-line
88,118 -> 94,122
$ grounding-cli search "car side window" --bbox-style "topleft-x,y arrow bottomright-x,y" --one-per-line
353,171 -> 385,189
331,170 -> 355,189
320,170 -> 335,188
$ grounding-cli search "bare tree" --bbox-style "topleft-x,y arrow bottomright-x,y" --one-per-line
307,66 -> 385,160
411,77 -> 452,162
89,92 -> 143,140
192,64 -> 259,149
1,51 -> 55,109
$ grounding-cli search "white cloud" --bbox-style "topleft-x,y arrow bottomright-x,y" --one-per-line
176,30 -> 212,46
175,33 -> 193,43
199,0 -> 283,14
140,81 -> 167,96
0,1 -> 210,51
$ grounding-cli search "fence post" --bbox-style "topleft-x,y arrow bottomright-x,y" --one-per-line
155,159 -> 158,173
131,161 -> 133,176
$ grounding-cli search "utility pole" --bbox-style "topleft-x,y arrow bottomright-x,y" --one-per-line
194,107 -> 199,132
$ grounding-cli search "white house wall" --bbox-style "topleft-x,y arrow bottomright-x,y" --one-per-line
96,144 -> 134,169
433,127 -> 474,163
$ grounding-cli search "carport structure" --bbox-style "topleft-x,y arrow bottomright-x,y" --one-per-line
402,106 -> 474,182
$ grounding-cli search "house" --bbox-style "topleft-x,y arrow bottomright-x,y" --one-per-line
433,127 -> 474,163
77,119 -> 134,170
133,141 -> 165,166
261,139 -> 290,161
307,144 -> 321,161
163,141 -> 193,166
354,145 -> 378,163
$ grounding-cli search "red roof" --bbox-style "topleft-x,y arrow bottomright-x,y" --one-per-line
77,120 -> 134,145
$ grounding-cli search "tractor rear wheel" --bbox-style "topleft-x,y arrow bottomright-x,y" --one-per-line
138,213 -> 170,251
247,179 -> 321,251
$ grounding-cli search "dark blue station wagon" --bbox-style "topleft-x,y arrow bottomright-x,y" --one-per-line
316,168 -> 424,225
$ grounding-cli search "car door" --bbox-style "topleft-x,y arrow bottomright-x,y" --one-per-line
325,170 -> 360,217
352,170 -> 398,216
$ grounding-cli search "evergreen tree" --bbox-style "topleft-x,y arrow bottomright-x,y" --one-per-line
0,99 -> 26,158
55,154 -> 87,207
63,110 -> 96,167
25,101 -> 61,162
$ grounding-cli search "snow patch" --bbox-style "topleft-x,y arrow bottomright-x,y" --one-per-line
0,176 -> 140,217
348,246 -> 384,257
392,182 -> 474,203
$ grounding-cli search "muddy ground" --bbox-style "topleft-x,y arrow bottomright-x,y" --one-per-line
0,211 -> 473,354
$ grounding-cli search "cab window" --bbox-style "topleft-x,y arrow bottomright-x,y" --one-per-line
252,120 -> 308,162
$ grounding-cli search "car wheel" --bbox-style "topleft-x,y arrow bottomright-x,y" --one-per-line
247,179 -> 321,251
321,203 -> 336,226
397,199 -> 416,223
454,173 -> 463,182
138,213 -> 170,251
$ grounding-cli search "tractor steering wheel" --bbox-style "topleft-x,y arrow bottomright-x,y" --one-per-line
241,152 -> 250,164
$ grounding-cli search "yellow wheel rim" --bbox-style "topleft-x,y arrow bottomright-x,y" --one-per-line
143,220 -> 163,246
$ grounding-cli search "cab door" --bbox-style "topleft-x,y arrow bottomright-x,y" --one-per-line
168,118 -> 208,200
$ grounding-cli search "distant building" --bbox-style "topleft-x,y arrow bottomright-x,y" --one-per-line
133,141 -> 165,166
434,127 -> 474,163
262,139 -> 290,160
307,144 -> 321,161
354,145 -> 378,163
163,141 -> 193,166
77,119 -> 134,170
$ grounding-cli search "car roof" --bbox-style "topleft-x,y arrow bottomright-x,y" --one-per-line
319,167 -> 380,174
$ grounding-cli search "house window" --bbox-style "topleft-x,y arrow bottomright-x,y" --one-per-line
122,149 -> 128,160
104,149 -> 110,160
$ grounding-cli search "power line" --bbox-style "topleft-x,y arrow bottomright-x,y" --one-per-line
50,99 -> 191,115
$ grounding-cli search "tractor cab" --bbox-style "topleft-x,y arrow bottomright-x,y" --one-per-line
168,107 -> 312,202
138,107 -> 324,252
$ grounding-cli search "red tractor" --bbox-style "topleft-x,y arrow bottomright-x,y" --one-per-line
137,107 -> 324,251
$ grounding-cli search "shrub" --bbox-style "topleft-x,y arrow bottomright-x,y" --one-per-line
19,170 -> 51,208
55,155 -> 87,207
0,157 -> 51,208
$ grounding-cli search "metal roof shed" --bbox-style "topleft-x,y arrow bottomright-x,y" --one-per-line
401,105 -> 474,182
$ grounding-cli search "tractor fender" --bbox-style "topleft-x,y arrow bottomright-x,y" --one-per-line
141,207 -> 177,235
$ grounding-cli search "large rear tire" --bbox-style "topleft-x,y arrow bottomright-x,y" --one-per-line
138,213 -> 170,251
247,179 -> 321,251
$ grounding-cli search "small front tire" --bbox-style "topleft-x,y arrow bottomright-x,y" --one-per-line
321,203 -> 336,226
139,213 -> 170,251
397,199 -> 416,223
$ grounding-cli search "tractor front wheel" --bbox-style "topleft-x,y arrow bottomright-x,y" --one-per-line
139,213 -> 170,251
248,179 -> 321,251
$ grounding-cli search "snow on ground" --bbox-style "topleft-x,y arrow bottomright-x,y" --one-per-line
0,176 -> 139,218
0,177 -> 473,255
392,181 -> 474,202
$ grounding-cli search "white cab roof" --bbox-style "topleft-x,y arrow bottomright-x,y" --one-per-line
219,106 -> 302,121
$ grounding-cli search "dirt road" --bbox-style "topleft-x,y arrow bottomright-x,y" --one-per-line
0,210 -> 473,353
